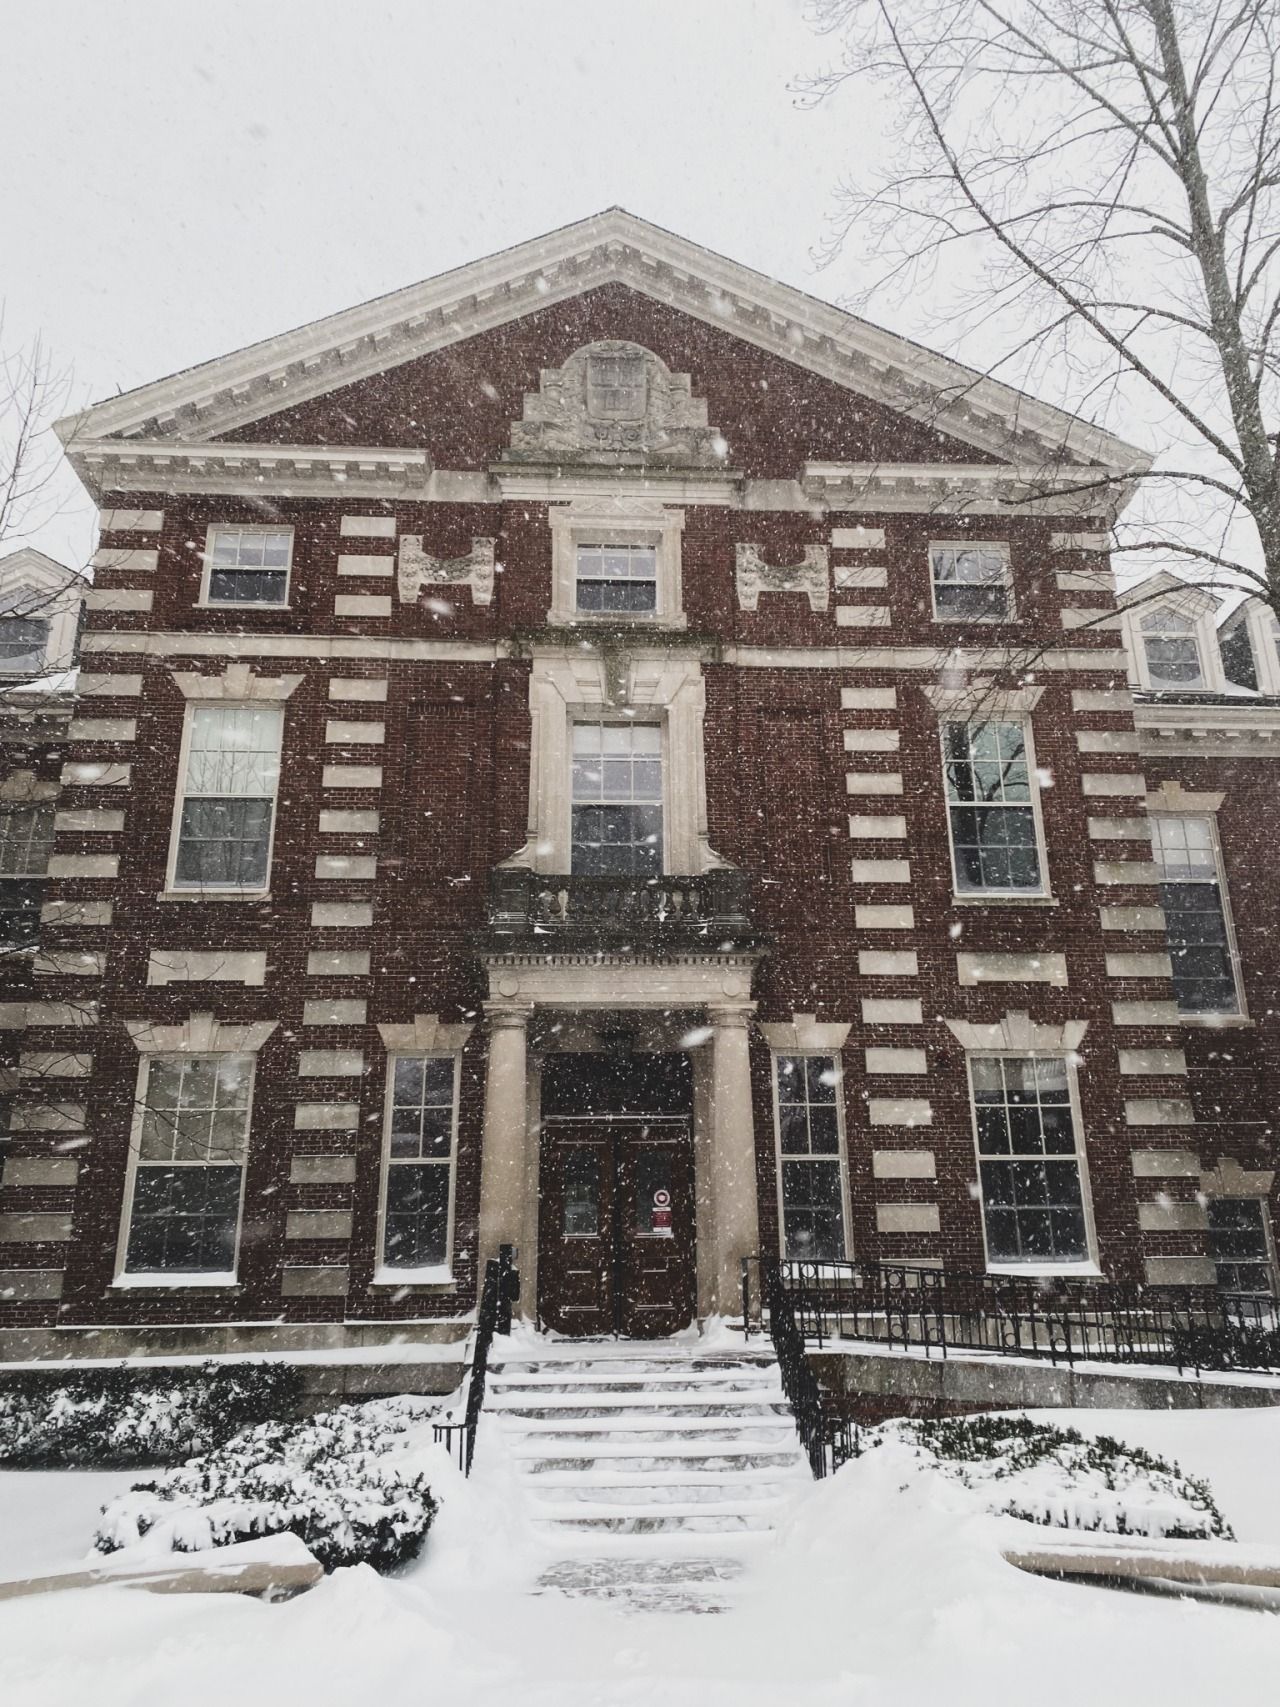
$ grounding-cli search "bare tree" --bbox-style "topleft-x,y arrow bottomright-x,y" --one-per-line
803,0 -> 1280,616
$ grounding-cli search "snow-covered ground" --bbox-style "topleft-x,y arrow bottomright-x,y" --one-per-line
3,1403 -> 1280,1706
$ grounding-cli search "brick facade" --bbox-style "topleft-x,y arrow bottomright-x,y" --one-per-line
2,213 -> 1276,1358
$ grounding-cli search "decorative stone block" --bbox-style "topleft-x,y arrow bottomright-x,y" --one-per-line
322,765 -> 382,790
1081,772 -> 1146,796
146,951 -> 267,987
1,1157 -> 79,1187
855,904 -> 915,930
0,1269 -> 64,1300
319,810 -> 380,834
334,594 -> 392,617
844,729 -> 899,752
1118,1048 -> 1187,1076
54,808 -> 126,833
284,1210 -> 353,1241
956,953 -> 1068,986
61,762 -> 131,787
831,527 -> 885,548
1105,952 -> 1173,978
46,854 -> 119,879
861,998 -> 924,1024
850,858 -> 911,884
1125,1097 -> 1195,1126
78,675 -> 144,697
297,1050 -> 364,1078
1143,1256 -> 1215,1287
84,588 -> 153,612
1112,1000 -> 1181,1025
872,1150 -> 936,1179
294,1102 -> 361,1129
68,718 -> 136,743
840,688 -> 897,711
302,999 -> 367,1026
340,515 -> 396,538
868,1099 -> 932,1127
336,554 -> 394,577
306,950 -> 372,977
833,565 -> 887,589
876,1204 -> 940,1234
99,508 -> 163,531
327,679 -> 388,702
866,1048 -> 928,1075
847,772 -> 903,795
399,536 -> 496,606
858,950 -> 918,976
310,902 -> 373,928
834,606 -> 891,626
0,1213 -> 73,1242
325,720 -> 385,745
1138,1201 -> 1207,1232
281,1265 -> 350,1296
314,855 -> 377,880
1131,1149 -> 1200,1178
289,1155 -> 357,1185
735,543 -> 829,612
848,815 -> 907,839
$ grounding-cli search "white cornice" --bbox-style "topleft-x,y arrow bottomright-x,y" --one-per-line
1133,697 -> 1280,757
56,210 -> 1149,483
802,462 -> 1133,520
70,439 -> 432,503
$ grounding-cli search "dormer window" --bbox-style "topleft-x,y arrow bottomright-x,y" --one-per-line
587,352 -> 646,421
0,614 -> 50,675
1139,607 -> 1205,689
575,544 -> 658,615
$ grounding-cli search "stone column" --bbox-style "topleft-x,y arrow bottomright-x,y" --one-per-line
477,1003 -> 532,1289
705,1004 -> 760,1316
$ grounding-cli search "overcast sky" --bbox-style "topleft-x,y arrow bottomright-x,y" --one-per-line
4,0 -> 888,566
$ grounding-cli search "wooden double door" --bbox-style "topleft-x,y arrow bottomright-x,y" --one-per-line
539,1117 -> 696,1338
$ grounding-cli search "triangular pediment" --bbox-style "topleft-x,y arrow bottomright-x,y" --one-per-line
57,210 -> 1147,487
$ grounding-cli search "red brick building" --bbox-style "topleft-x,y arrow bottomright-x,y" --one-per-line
1,211 -> 1276,1362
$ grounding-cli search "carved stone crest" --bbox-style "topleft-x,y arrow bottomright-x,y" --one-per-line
735,544 -> 830,613
503,340 -> 726,468
398,537 -> 496,606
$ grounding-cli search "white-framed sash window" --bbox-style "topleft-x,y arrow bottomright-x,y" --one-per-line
169,703 -> 284,892
378,1054 -> 460,1277
942,717 -> 1047,895
930,542 -> 1014,622
120,1053 -> 254,1279
772,1053 -> 850,1261
202,525 -> 293,607
1149,814 -> 1243,1015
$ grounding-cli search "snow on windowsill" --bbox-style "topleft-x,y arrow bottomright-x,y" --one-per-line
950,893 -> 1059,908
984,1263 -> 1103,1280
371,1266 -> 456,1288
111,1273 -> 240,1290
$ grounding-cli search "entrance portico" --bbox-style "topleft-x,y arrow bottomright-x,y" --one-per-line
475,952 -> 764,1325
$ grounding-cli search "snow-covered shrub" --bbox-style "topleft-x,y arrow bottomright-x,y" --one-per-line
94,1394 -> 438,1573
0,1362 -> 301,1468
856,1414 -> 1233,1540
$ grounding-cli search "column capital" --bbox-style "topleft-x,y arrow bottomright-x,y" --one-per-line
706,1002 -> 756,1031
484,1001 -> 534,1029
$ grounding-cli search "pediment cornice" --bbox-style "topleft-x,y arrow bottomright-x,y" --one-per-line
57,210 -> 1149,487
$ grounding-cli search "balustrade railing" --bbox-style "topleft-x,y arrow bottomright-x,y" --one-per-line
483,868 -> 762,951
742,1255 -> 1280,1379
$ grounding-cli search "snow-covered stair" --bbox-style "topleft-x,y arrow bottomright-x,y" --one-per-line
482,1340 -> 811,1612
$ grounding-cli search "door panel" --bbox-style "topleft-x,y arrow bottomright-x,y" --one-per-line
539,1118 -> 695,1338
539,1132 -> 615,1335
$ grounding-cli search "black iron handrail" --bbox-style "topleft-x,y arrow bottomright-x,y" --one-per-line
433,1243 -> 518,1475
759,1259 -> 858,1479
742,1255 -> 1280,1379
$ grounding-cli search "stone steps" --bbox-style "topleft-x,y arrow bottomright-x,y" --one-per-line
480,1338 -> 810,1611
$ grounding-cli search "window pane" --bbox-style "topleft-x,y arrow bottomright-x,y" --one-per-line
1151,818 -> 1239,1014
562,1150 -> 600,1238
932,545 -> 1013,621
973,1054 -> 1088,1265
207,529 -> 292,605
574,543 -> 657,615
0,616 -> 50,673
570,721 -> 664,875
781,1160 -> 845,1259
1207,1199 -> 1274,1294
384,1163 -> 450,1267
125,1165 -> 241,1273
0,805 -> 55,876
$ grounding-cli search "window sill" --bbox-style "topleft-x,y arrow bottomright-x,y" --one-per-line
112,1272 -> 240,1289
155,890 -> 272,903
985,1263 -> 1103,1280
547,611 -> 688,631
370,1266 -> 457,1290
1178,1013 -> 1254,1029
195,602 -> 292,613
950,893 -> 1058,908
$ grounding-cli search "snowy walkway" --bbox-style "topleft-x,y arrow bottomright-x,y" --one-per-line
4,1390 -> 1280,1704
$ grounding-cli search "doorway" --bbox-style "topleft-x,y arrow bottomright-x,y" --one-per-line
537,1050 -> 696,1338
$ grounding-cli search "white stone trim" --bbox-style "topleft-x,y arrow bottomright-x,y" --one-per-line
1099,905 -> 1166,932
169,662 -> 303,701
1105,952 -> 1173,978
833,565 -> 887,589
1124,1097 -> 1195,1126
854,904 -> 914,929
1077,729 -> 1141,753
335,594 -> 392,618
1072,689 -> 1133,712
315,854 -> 377,880
865,1047 -> 928,1075
872,1149 -> 935,1177
1061,608 -> 1121,631
125,1013 -> 277,1054
377,1014 -> 475,1053
1131,1148 -> 1199,1178
1112,999 -> 1181,1025
861,998 -> 923,1024
328,678 -> 388,701
1118,1048 -> 1187,1075
318,809 -> 379,834
42,899 -> 114,926
944,1012 -> 1088,1053
337,553 -> 394,578
858,950 -> 918,976
513,650 -> 723,875
850,858 -> 911,884
100,509 -> 163,531
481,957 -> 757,1007
307,950 -> 371,976
757,1013 -> 851,1052
310,902 -> 373,928
843,729 -> 899,752
322,764 -> 382,789
68,718 -> 136,742
398,537 -> 495,606
547,499 -> 685,627
1087,817 -> 1150,840
846,772 -> 903,795
841,687 -> 897,710
325,719 -> 385,745
956,952 -> 1068,986
873,1099 -> 935,1126
302,999 -> 367,1026
93,547 -> 158,576
61,762 -> 131,787
84,587 -> 152,613
832,527 -> 885,548
1144,780 -> 1226,814
849,814 -> 907,839
146,951 -> 267,987
294,1102 -> 360,1129
735,544 -> 829,613
0,771 -> 58,803
835,605 -> 891,627
341,515 -> 396,538
33,950 -> 105,978
298,1049 -> 363,1078
1094,861 -> 1160,885
876,1204 -> 940,1234
920,682 -> 1045,714
1200,1157 -> 1276,1197
78,674 -> 143,696
46,854 -> 119,879
1055,569 -> 1117,594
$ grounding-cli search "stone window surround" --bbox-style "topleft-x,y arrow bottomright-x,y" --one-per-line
509,650 -> 726,876
372,1015 -> 473,1288
162,667 -> 302,901
944,1012 -> 1100,1277
197,522 -> 294,611
1145,790 -> 1248,1024
922,684 -> 1053,905
759,1014 -> 854,1263
114,1014 -> 278,1289
1119,579 -> 1225,693
547,498 -> 686,629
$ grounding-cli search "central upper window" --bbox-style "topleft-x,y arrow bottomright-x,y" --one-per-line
203,526 -> 292,607
575,543 -> 658,616
570,721 -> 663,876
